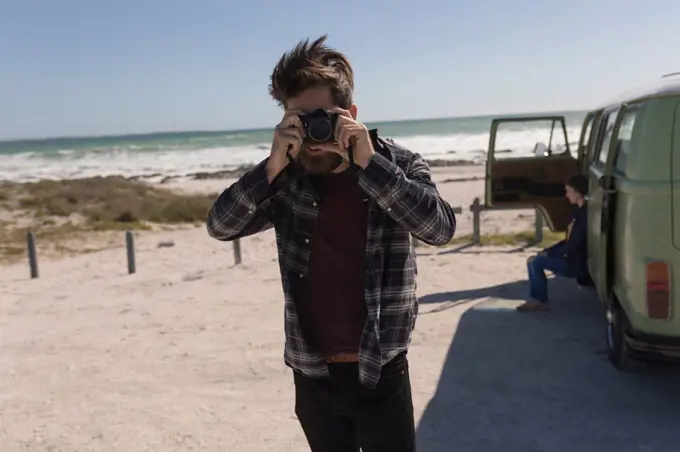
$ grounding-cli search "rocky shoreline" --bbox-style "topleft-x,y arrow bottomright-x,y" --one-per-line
139,158 -> 482,184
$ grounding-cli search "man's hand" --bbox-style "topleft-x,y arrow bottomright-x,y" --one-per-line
311,108 -> 376,169
266,110 -> 304,183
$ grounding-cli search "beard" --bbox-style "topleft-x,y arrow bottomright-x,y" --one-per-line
296,145 -> 343,175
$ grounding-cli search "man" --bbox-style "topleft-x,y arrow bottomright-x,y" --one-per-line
206,35 -> 456,451
517,174 -> 589,312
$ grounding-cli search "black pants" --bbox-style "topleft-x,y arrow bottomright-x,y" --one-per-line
293,352 -> 416,452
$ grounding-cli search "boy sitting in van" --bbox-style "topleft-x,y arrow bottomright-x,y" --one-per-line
517,174 -> 589,312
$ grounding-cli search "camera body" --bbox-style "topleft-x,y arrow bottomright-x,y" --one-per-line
298,109 -> 339,143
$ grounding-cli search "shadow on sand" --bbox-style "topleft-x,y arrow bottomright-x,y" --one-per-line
416,278 -> 680,452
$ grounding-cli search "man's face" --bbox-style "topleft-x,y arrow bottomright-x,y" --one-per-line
287,86 -> 356,175
564,184 -> 582,205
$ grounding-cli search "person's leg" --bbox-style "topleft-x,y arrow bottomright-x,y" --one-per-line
527,254 -> 551,303
293,371 -> 360,452
353,353 -> 416,452
520,254 -> 567,311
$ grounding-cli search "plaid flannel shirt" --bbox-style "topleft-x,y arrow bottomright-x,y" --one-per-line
207,130 -> 456,388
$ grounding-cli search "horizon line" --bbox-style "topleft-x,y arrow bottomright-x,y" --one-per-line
0,108 -> 588,144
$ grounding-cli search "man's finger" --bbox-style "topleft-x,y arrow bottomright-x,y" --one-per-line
283,108 -> 302,118
276,124 -> 305,140
277,126 -> 303,138
329,107 -> 352,118
280,115 -> 304,130
333,114 -> 354,146
337,124 -> 362,150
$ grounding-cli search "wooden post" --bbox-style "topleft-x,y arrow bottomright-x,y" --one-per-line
125,231 -> 136,274
27,231 -> 38,279
233,238 -> 242,265
471,197 -> 481,244
534,208 -> 544,243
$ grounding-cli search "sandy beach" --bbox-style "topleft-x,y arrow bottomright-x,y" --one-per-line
2,165 -> 680,452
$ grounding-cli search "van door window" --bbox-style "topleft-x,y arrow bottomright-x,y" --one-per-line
581,115 -> 594,156
597,109 -> 620,166
494,118 -> 569,158
585,113 -> 603,164
613,107 -> 639,174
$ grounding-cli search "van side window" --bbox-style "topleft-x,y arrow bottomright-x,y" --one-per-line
597,109 -> 620,165
613,107 -> 639,174
580,115 -> 593,156
585,113 -> 603,164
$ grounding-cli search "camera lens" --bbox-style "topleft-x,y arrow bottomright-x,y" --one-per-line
307,118 -> 332,142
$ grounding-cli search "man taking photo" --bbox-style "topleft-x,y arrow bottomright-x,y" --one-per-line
207,35 -> 456,452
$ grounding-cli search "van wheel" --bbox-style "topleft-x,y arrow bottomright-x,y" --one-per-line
606,302 -> 636,371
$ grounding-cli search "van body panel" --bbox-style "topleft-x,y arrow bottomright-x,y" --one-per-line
671,100 -> 680,251
612,179 -> 679,335
597,98 -> 678,335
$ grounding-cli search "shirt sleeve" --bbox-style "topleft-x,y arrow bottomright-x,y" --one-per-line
206,158 -> 292,241
357,151 -> 456,245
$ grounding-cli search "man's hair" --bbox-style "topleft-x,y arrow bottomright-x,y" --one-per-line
566,173 -> 589,197
269,35 -> 354,109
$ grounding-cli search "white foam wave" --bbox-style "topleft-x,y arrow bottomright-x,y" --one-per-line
391,125 -> 582,161
0,126 -> 584,182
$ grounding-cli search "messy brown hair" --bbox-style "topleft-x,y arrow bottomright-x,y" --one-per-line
269,35 -> 354,109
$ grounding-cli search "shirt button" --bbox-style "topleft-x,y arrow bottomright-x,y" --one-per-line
299,273 -> 304,278
248,210 -> 253,214
312,201 -> 318,207
304,239 -> 310,244
386,207 -> 392,212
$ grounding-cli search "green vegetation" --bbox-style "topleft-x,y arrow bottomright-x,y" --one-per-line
1,176 -> 214,224
410,229 -> 564,250
0,176 -> 216,262
446,230 -> 564,248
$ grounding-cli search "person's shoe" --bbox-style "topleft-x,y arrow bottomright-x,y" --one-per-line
516,300 -> 549,312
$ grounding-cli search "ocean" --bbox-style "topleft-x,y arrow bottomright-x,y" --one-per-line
0,110 -> 587,182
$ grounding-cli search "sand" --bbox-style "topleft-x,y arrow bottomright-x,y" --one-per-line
1,165 -> 679,452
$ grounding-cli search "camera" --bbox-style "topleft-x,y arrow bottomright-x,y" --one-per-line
298,109 -> 339,143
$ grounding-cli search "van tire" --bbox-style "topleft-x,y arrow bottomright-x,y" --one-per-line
606,301 -> 636,372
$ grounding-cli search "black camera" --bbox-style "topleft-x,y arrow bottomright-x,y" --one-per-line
298,109 -> 339,143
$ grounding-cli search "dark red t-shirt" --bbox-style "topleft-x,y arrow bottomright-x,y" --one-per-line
295,169 -> 369,356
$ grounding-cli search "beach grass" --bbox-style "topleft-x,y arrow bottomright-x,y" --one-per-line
1,176 -> 215,224
0,176 -> 216,262
447,230 -> 563,248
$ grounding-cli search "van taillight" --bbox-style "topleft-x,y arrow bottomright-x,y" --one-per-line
646,261 -> 670,320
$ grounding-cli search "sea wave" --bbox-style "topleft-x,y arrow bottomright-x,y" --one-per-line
0,125 -> 583,182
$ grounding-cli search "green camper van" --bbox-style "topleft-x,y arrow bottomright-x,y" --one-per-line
484,74 -> 680,370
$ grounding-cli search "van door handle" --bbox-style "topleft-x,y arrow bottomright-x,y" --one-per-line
597,176 -> 617,195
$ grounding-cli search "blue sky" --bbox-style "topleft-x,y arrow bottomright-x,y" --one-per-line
0,0 -> 677,140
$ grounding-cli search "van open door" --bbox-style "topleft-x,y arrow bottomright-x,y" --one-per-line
485,115 -> 579,232
577,111 -> 598,173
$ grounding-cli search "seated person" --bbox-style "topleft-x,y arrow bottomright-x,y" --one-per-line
516,174 -> 589,312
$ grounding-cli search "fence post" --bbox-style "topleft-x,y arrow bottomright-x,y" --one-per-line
471,197 -> 481,244
125,231 -> 136,274
233,238 -> 242,265
534,208 -> 544,243
27,231 -> 38,279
